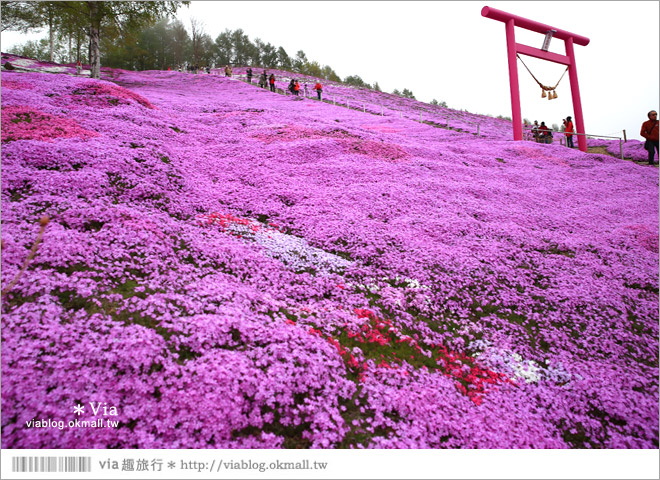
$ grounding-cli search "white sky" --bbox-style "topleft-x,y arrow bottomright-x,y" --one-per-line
2,1 -> 659,140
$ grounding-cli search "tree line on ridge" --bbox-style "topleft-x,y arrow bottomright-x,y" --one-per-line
2,1 -> 421,98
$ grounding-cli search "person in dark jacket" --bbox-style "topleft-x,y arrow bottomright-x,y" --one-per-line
640,110 -> 659,165
288,79 -> 295,95
246,67 -> 253,83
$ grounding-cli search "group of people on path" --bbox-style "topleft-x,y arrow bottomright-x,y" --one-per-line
252,69 -> 277,92
177,64 -> 211,74
530,120 -> 554,144
245,67 -> 323,100
287,79 -> 323,100
530,116 -> 574,146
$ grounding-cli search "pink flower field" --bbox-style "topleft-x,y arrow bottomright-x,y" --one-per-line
1,53 -> 658,449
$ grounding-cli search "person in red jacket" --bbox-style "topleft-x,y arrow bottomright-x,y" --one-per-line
294,80 -> 300,96
313,81 -> 323,100
563,116 -> 574,148
538,122 -> 552,144
269,73 -> 276,92
640,110 -> 658,165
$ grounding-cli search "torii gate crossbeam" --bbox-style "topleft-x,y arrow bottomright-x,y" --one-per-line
482,6 -> 590,152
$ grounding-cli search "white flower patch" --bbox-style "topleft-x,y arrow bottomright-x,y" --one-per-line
5,58 -> 70,73
41,66 -> 70,73
8,58 -> 37,67
252,227 -> 353,274
468,340 -> 573,385
387,275 -> 432,291
198,213 -> 352,275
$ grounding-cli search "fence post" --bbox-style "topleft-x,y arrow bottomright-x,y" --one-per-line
623,130 -> 627,143
446,117 -> 449,127
620,138 -> 623,160
333,96 -> 335,105
381,105 -> 383,116
420,110 -> 422,123
363,103 -> 365,113
477,125 -> 480,137
347,100 -> 350,109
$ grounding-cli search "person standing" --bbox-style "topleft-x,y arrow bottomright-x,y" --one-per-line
531,120 -> 540,142
247,67 -> 253,83
313,81 -> 323,100
269,74 -> 276,92
538,121 -> 550,143
259,72 -> 267,88
294,80 -> 300,96
288,79 -> 295,95
563,116 -> 574,148
640,110 -> 658,165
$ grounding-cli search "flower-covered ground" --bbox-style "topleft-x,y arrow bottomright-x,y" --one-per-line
1,53 -> 658,449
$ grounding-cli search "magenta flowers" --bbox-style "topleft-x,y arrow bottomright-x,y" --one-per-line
1,54 -> 658,449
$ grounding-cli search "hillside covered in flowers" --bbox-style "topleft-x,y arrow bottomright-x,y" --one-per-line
1,54 -> 658,449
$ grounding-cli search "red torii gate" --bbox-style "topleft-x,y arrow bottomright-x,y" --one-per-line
482,6 -> 590,152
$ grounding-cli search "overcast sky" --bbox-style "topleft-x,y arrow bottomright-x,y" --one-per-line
2,1 -> 659,141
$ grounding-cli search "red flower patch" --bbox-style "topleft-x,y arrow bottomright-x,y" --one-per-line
69,81 -> 155,109
341,138 -> 409,162
305,307 -> 513,404
1,106 -> 99,143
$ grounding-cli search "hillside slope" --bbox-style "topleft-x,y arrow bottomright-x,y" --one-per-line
1,55 -> 658,448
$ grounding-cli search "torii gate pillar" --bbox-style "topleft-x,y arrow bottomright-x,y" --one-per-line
482,6 -> 590,152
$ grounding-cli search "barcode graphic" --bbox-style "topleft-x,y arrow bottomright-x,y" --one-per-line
11,456 -> 92,473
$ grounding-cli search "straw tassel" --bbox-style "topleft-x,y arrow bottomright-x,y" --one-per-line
542,89 -> 546,98
552,90 -> 558,99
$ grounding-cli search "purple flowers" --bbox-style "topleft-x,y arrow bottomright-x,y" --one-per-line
1,53 -> 658,448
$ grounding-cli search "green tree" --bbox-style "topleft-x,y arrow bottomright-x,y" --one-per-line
304,60 -> 323,77
59,1 -> 186,78
169,19 -> 191,67
214,29 -> 233,65
190,17 -> 206,65
231,28 -> 253,65
401,88 -> 415,99
8,38 -> 50,61
261,42 -> 277,68
1,1 -> 45,32
321,65 -> 340,82
344,74 -> 370,89
293,49 -> 308,71
276,46 -> 291,69
1,2 -> 67,61
251,37 -> 265,66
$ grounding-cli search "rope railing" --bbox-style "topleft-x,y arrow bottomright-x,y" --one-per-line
523,128 -> 625,159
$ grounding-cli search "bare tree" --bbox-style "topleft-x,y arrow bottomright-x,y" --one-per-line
189,17 -> 205,66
